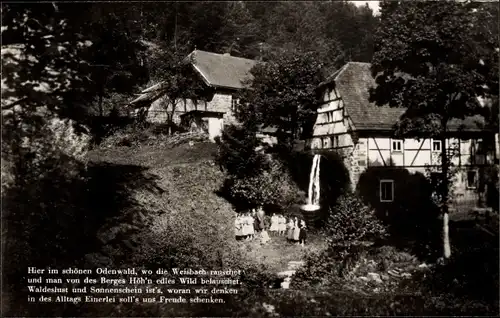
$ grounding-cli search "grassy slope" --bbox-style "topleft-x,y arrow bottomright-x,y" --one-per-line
83,141 -> 331,317
88,142 -> 327,273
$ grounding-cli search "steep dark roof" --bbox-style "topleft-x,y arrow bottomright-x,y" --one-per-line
187,50 -> 258,89
129,50 -> 258,106
328,62 -> 486,133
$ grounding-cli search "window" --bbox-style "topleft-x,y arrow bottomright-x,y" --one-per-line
335,135 -> 340,147
330,136 -> 335,148
323,137 -> 329,148
467,170 -> 477,189
432,140 -> 441,152
380,180 -> 394,202
391,139 -> 403,152
230,96 -> 238,112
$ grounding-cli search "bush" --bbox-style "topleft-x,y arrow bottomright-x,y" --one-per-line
2,116 -> 91,290
292,244 -> 370,289
215,124 -> 268,178
223,158 -> 305,209
326,192 -> 388,246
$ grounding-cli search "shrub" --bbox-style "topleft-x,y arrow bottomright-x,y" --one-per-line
371,245 -> 420,272
326,192 -> 388,247
292,244 -> 370,289
224,158 -> 305,209
215,124 -> 269,178
2,116 -> 91,291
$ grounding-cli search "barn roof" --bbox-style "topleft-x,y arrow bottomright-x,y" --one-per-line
187,50 -> 258,89
322,62 -> 486,133
129,50 -> 258,106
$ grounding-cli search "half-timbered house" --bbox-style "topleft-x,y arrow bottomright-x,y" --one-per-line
309,62 -> 498,212
128,50 -> 258,140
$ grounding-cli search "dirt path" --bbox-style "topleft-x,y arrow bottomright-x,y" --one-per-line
240,233 -> 326,275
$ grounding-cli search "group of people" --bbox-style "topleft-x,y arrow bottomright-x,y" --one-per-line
234,207 -> 271,244
285,215 -> 307,246
234,208 -> 307,247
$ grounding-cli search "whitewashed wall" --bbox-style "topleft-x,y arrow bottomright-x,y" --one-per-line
143,91 -> 238,139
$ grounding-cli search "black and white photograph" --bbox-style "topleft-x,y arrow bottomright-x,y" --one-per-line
1,1 -> 499,316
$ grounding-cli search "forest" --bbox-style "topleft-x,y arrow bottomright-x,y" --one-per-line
2,1 -> 378,126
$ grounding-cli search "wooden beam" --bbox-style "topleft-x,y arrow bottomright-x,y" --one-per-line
372,138 -> 387,166
312,132 -> 351,138
318,97 -> 342,106
367,138 -> 370,167
410,139 -> 426,166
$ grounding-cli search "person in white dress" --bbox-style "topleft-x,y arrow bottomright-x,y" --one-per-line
292,217 -> 301,244
277,215 -> 285,236
260,228 -> 271,245
243,213 -> 251,240
286,217 -> 294,241
235,215 -> 241,239
248,213 -> 255,240
269,213 -> 279,236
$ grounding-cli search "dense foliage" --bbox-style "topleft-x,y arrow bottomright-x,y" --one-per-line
236,51 -> 324,148
215,124 -> 268,178
370,0 -> 499,258
224,159 -> 304,210
326,192 -> 388,246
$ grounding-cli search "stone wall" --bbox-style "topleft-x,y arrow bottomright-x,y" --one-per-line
338,138 -> 368,190
144,91 -> 237,128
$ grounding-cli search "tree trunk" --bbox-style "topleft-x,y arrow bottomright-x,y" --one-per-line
168,99 -> 176,135
98,92 -> 103,117
440,129 -> 451,259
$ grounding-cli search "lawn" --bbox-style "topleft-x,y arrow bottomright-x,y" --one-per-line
238,233 -> 327,273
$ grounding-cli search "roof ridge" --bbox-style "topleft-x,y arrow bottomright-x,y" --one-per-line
346,61 -> 371,65
190,49 -> 256,62
333,63 -> 351,82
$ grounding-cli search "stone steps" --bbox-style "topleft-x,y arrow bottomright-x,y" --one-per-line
279,260 -> 305,289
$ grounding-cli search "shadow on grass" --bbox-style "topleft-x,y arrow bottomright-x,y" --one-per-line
3,157 -> 164,317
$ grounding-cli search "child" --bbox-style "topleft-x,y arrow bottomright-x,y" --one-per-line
249,213 -> 256,240
278,215 -> 286,236
245,213 -> 253,241
260,228 -> 271,245
299,219 -> 307,247
286,217 -> 294,241
269,213 -> 278,236
235,214 -> 242,239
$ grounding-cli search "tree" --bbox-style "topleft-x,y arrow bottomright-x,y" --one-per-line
1,4 -> 92,123
51,3 -> 150,119
215,124 -> 267,179
236,51 -> 324,149
148,47 -> 207,134
370,1 -> 499,259
323,1 -> 379,64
